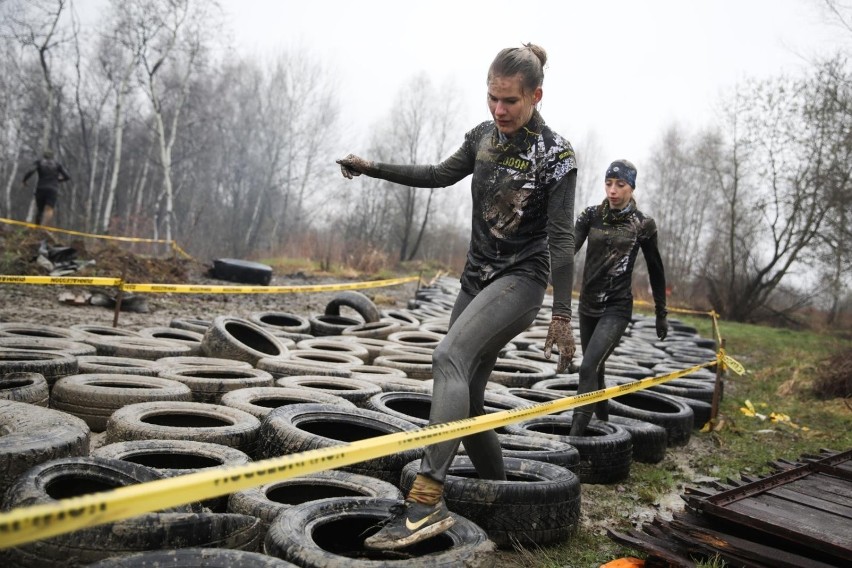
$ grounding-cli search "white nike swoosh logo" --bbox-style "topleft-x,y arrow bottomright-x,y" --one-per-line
405,510 -> 440,531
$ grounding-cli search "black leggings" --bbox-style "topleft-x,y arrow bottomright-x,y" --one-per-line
570,313 -> 630,435
418,274 -> 545,484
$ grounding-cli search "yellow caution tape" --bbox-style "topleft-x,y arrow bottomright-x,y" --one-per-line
0,217 -> 175,245
0,275 -> 418,293
633,299 -> 714,317
722,354 -> 745,375
0,275 -> 121,286
0,360 -> 714,548
122,276 -> 419,294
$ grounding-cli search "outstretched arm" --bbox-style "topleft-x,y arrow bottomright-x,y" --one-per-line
338,144 -> 474,189
641,222 -> 668,339
543,169 -> 577,373
22,166 -> 36,185
57,163 -> 71,182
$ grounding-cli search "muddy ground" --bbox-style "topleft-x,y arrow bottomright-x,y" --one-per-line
0,229 -> 696,566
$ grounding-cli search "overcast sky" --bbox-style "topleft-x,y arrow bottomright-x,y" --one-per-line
218,0 -> 845,194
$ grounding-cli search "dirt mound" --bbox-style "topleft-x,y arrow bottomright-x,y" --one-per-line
812,348 -> 852,399
0,225 -> 207,284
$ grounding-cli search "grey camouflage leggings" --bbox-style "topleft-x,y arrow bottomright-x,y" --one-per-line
418,274 -> 545,484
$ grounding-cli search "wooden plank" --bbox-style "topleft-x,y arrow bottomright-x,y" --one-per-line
606,528 -> 696,567
765,487 -> 852,519
714,494 -> 852,558
667,518 -> 842,568
704,449 -> 852,507
777,474 -> 852,509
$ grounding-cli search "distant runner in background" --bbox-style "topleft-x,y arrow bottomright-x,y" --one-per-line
571,159 -> 668,436
337,42 -> 577,549
22,150 -> 71,226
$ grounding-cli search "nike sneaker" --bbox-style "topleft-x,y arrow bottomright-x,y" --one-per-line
363,498 -> 455,550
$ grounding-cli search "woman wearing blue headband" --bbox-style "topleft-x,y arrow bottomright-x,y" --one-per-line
570,159 -> 668,436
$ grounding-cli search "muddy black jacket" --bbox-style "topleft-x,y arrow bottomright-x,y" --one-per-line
575,198 -> 666,318
23,159 -> 71,191
368,111 -> 577,316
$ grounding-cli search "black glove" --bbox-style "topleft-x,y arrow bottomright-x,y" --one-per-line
336,154 -> 372,179
656,314 -> 668,340
543,315 -> 576,373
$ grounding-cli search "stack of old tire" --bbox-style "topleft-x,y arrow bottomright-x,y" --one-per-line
0,279 -> 721,566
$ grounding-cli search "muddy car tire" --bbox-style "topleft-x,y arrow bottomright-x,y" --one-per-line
158,366 -> 274,403
324,291 -> 380,323
308,314 -> 361,337
220,386 -> 355,419
257,357 -> 351,379
105,401 -> 261,454
77,355 -> 162,376
257,403 -> 421,484
248,311 -> 311,334
138,327 -> 204,356
50,374 -> 193,432
264,497 -> 493,567
86,548 -> 297,567
0,322 -> 90,341
81,335 -> 194,360
341,320 -> 401,340
0,349 -> 78,387
0,372 -> 49,406
488,358 -> 556,388
211,258 -> 272,286
402,456 -> 581,548
156,355 -> 254,369
201,316 -> 289,365
93,439 -> 252,511
275,376 -> 382,407
0,336 -> 96,357
606,390 -> 694,447
169,318 -> 213,334
70,324 -> 141,338
505,415 -> 633,484
228,470 -> 403,537
351,374 -> 433,395
0,400 -> 89,496
372,353 -> 433,380
6,506 -> 260,567
380,309 -> 422,332
607,415 -> 668,464
458,433 -> 581,471
365,390 -> 433,426
295,338 -> 372,363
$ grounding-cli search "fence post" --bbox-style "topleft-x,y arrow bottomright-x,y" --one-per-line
112,260 -> 128,328
710,338 -> 726,422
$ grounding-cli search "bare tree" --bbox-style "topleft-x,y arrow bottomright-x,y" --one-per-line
3,0 -> 70,152
644,124 -> 714,303
129,0 -> 215,243
803,56 -> 852,324
0,36 -> 29,218
372,73 -> 463,262
700,74 -> 841,321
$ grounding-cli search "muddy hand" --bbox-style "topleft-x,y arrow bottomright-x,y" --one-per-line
337,154 -> 371,179
543,315 -> 576,373
656,314 -> 668,340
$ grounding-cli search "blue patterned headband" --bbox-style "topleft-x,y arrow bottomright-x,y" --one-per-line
605,159 -> 637,188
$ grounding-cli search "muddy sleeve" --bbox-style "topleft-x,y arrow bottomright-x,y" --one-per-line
22,164 -> 37,183
368,139 -> 475,188
573,207 -> 591,254
58,163 -> 71,182
641,220 -> 667,317
548,169 -> 576,318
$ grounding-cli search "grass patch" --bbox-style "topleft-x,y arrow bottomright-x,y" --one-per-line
496,312 -> 851,566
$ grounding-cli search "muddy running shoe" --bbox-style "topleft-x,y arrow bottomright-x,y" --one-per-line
363,499 -> 455,550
